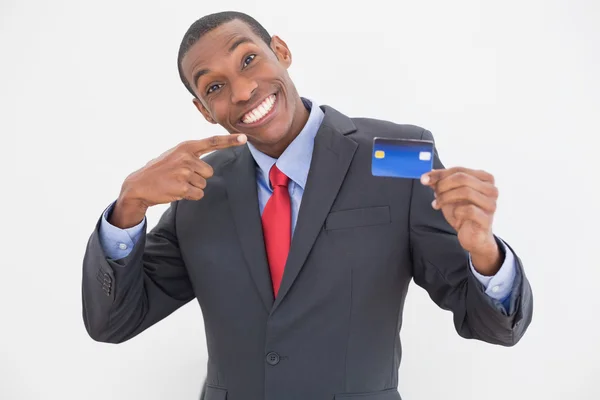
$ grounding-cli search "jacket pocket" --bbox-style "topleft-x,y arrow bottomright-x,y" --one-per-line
325,206 -> 391,231
204,385 -> 227,400
334,387 -> 401,399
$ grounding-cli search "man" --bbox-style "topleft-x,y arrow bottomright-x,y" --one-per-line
82,11 -> 533,400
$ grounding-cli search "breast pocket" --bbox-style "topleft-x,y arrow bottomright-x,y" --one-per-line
203,385 -> 227,400
324,206 -> 391,231
334,388 -> 401,399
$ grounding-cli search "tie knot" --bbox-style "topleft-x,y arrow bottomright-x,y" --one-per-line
269,165 -> 289,188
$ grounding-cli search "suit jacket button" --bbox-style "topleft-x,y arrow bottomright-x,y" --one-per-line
102,283 -> 111,296
266,352 -> 280,365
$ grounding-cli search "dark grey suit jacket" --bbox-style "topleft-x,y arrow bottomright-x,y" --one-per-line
82,104 -> 533,400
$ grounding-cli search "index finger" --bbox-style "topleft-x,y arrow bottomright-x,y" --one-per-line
421,167 -> 493,186
187,134 -> 247,156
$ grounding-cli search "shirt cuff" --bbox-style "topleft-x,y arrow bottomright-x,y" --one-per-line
98,200 -> 145,260
469,238 -> 517,302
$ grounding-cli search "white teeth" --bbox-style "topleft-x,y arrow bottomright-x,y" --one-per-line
242,95 -> 276,124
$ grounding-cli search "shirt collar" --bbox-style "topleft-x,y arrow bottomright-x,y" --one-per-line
247,97 -> 324,190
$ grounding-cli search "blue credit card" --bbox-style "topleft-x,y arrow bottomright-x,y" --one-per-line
371,137 -> 434,179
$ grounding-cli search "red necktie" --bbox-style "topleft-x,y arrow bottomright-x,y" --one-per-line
261,165 -> 291,297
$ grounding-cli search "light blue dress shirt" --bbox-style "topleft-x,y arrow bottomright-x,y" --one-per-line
99,99 -> 517,310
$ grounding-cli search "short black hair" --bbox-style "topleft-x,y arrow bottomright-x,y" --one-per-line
177,11 -> 272,98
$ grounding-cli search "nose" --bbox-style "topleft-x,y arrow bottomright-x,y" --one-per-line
230,76 -> 258,104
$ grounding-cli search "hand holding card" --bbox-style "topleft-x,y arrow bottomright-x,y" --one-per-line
421,167 -> 502,275
371,137 -> 503,275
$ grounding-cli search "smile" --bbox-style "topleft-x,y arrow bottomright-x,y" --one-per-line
241,94 -> 277,125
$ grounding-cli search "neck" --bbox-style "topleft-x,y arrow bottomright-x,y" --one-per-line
255,96 -> 310,158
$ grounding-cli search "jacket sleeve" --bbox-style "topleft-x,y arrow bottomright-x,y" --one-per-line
81,201 -> 195,343
408,129 -> 533,346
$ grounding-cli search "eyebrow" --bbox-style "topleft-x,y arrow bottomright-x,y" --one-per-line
192,36 -> 253,89
227,36 -> 252,53
193,69 -> 210,89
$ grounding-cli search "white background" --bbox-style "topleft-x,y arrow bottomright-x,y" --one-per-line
1,0 -> 599,399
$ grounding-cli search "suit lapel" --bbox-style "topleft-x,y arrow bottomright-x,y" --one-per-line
224,146 -> 274,312
272,107 -> 358,312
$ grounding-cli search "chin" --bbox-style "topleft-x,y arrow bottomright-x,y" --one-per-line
244,120 -> 294,149
248,124 -> 290,146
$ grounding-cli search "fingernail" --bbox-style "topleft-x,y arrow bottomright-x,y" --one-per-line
431,199 -> 437,209
421,174 -> 430,184
237,134 -> 247,143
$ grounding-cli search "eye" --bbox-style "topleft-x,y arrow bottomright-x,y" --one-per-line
243,54 -> 256,68
206,83 -> 222,95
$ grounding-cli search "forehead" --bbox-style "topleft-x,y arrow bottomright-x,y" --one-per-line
181,20 -> 264,74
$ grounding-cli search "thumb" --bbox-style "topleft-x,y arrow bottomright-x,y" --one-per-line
420,169 -> 439,185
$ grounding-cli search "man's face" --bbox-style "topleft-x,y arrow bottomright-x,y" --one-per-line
181,20 -> 301,150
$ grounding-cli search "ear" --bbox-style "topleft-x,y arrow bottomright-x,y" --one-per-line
193,97 -> 217,124
270,36 -> 292,68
